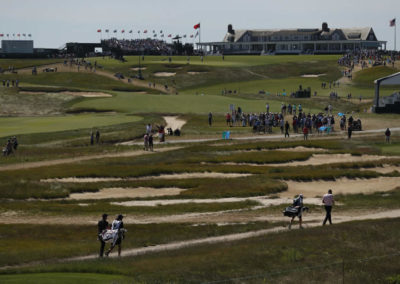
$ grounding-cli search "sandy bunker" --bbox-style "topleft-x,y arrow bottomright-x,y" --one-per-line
69,187 -> 185,200
153,72 -> 176,77
42,172 -> 252,183
281,176 -> 400,198
267,154 -> 391,167
163,116 -> 187,130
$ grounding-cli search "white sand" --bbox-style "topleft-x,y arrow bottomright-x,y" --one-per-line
300,74 -> 326,78
69,187 -> 186,200
42,172 -> 252,183
281,177 -> 400,198
163,116 -> 187,130
153,72 -> 176,77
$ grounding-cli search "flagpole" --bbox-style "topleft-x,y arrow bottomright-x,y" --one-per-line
395,18 -> 397,51
199,22 -> 201,53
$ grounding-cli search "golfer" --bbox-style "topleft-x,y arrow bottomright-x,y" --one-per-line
97,213 -> 109,257
322,189 -> 335,225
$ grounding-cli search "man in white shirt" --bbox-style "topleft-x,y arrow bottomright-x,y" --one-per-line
322,189 -> 335,225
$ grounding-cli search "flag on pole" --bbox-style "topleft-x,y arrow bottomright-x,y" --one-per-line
28,34 -> 31,37
152,30 -> 155,33
97,29 -> 102,33
144,30 -> 148,33
0,34 -> 3,37
194,23 -> 200,29
160,30 -> 163,34
153,34 -> 157,37
190,34 -> 194,38
168,34 -> 172,38
22,33 -> 26,37
121,29 -> 125,33
138,30 -> 140,33
390,18 -> 396,27
17,34 -> 20,37
105,29 -> 109,33
129,30 -> 133,33
183,35 -> 187,38
161,34 -> 164,37
7,34 -> 9,37
113,30 -> 117,33
195,31 -> 199,38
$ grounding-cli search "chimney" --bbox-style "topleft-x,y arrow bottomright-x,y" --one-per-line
322,22 -> 330,32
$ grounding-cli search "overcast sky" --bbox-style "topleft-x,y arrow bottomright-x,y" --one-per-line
1,0 -> 399,49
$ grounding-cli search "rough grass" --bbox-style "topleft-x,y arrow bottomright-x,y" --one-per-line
0,221 -> 279,267
0,72 -> 149,92
0,273 -> 133,284
5,218 -> 399,283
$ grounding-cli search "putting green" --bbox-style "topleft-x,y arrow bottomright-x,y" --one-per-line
0,273 -> 132,284
0,113 -> 142,137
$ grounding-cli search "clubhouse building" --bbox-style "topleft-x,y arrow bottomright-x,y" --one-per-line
199,23 -> 387,55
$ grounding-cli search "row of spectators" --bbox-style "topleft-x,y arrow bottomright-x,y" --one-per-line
102,38 -> 172,55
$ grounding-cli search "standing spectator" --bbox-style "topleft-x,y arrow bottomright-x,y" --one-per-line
285,121 -> 290,138
303,126 -> 309,140
348,125 -> 353,139
385,128 -> 391,143
95,130 -> 100,144
90,131 -> 94,145
225,113 -> 231,126
322,189 -> 334,226
146,123 -> 152,134
149,134 -> 154,151
208,112 -> 213,126
144,133 -> 149,151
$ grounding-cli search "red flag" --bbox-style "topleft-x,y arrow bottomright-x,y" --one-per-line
97,29 -> 102,33
144,30 -> 148,33
390,18 -> 396,27
0,34 -> 3,37
121,29 -> 125,33
194,23 -> 200,29
17,34 -> 20,37
168,34 -> 172,38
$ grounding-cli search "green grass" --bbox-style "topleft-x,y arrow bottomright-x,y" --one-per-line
0,58 -> 63,70
0,273 -> 133,284
353,66 -> 400,88
0,113 -> 142,137
6,218 -> 399,283
0,72 -> 150,92
0,221 -> 280,267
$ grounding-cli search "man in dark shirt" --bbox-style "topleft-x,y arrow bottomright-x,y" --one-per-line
97,213 -> 109,257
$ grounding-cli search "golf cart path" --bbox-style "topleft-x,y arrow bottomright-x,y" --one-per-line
1,209 -> 399,270
0,147 -> 180,171
17,63 -> 174,94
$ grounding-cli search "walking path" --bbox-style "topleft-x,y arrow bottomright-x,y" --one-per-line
1,208 -> 399,270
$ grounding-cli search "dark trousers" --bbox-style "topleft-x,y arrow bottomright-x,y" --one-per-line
323,206 -> 332,225
99,240 -> 106,257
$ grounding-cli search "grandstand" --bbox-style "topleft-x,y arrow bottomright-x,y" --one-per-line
101,38 -> 172,55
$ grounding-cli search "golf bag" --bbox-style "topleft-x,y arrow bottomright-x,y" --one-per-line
283,206 -> 309,217
99,228 -> 127,246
